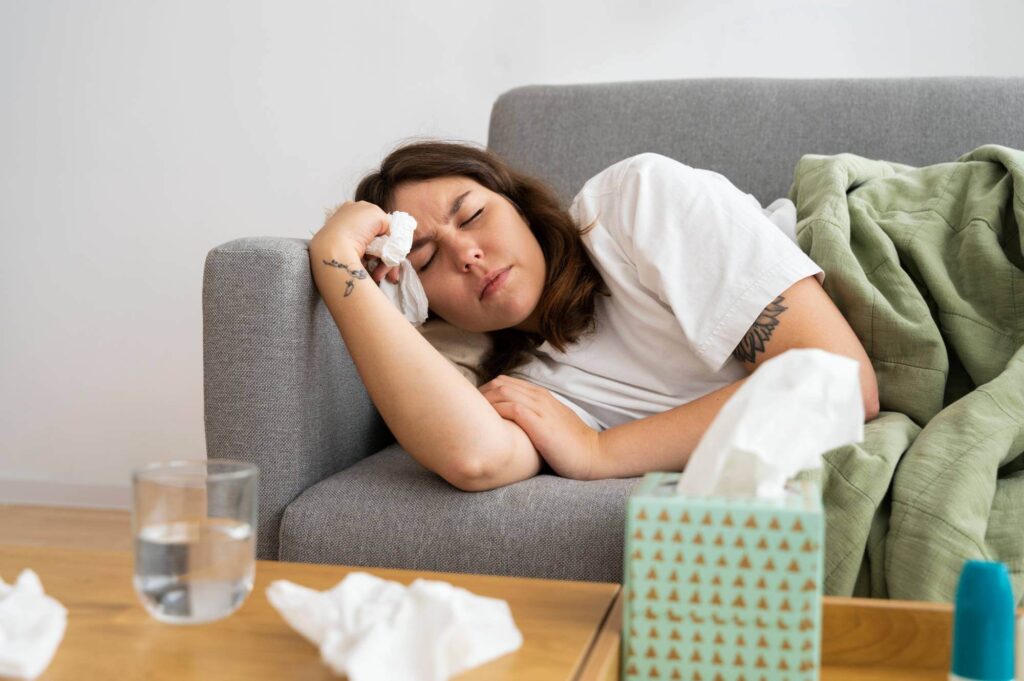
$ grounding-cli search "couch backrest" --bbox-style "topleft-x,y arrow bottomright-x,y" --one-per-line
487,77 -> 1024,207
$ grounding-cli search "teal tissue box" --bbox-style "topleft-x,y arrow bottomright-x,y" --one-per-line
622,472 -> 824,681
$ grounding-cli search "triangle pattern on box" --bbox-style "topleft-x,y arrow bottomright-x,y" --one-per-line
625,494 -> 822,680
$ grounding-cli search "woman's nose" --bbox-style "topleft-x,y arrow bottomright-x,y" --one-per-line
462,251 -> 484,270
448,237 -> 481,268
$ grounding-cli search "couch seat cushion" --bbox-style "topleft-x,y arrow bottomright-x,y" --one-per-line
279,444 -> 642,583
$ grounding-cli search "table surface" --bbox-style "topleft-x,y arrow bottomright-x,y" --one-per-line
4,505 -> 1019,681
0,543 -> 620,681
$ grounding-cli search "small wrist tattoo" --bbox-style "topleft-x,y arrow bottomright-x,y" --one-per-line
322,258 -> 368,297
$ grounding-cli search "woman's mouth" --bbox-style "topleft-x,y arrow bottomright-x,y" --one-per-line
481,267 -> 511,300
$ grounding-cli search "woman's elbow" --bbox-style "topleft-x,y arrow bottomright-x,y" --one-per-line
444,455 -> 493,492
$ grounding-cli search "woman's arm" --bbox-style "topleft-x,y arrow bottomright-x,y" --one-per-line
591,275 -> 879,480
591,375 -> 752,479
310,244 -> 536,490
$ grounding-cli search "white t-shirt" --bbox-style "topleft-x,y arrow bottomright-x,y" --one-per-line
508,152 -> 825,432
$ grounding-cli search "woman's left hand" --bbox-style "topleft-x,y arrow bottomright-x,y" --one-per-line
479,375 -> 602,481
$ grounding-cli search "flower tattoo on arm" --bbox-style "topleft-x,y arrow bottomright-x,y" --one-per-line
732,294 -> 788,363
322,258 -> 368,297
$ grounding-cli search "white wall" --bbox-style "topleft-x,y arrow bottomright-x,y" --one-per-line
2,0 -> 1021,509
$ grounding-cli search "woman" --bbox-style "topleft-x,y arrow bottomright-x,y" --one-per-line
308,139 -> 879,492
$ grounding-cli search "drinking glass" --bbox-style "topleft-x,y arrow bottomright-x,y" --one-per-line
131,458 -> 258,624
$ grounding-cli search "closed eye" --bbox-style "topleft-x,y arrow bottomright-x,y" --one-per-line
418,208 -> 483,272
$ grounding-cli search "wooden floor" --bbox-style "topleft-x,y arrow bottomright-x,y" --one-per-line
1,504 -> 132,551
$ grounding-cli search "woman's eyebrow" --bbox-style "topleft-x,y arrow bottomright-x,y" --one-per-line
410,190 -> 472,252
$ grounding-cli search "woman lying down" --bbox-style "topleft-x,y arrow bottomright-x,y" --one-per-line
307,140 -> 879,491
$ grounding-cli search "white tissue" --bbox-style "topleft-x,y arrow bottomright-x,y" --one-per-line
367,211 -> 416,267
675,348 -> 865,499
0,569 -> 67,680
364,211 -> 430,326
266,571 -> 523,681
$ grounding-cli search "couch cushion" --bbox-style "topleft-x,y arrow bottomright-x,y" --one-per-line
488,77 -> 1024,209
279,443 -> 642,582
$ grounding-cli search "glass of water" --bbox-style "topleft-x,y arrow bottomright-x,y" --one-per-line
131,458 -> 258,624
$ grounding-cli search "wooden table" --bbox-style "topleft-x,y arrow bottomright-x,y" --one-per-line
0,544 -> 620,681
4,504 -> 1021,681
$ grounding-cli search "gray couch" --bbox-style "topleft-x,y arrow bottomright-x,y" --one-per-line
203,77 -> 1024,585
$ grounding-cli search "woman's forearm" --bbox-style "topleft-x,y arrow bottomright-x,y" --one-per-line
310,246 -> 510,487
593,375 -> 752,479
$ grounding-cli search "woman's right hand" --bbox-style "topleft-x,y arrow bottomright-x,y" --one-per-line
309,201 -> 401,284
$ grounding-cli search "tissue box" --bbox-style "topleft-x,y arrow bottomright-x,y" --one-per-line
622,473 -> 824,681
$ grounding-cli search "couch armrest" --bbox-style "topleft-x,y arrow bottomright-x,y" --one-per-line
202,237 -> 395,560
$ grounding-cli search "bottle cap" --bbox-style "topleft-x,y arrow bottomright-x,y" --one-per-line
951,560 -> 1016,680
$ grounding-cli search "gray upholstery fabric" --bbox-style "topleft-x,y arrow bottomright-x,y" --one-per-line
203,77 -> 1024,580
279,445 -> 641,582
488,77 -> 1024,208
203,237 -> 396,559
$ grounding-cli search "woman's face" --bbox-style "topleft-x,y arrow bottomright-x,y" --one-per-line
390,175 -> 546,334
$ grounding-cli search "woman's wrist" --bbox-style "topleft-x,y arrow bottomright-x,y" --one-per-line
311,245 -> 364,273
310,246 -> 372,298
310,235 -> 360,260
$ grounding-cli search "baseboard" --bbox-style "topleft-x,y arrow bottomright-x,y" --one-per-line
0,477 -> 131,510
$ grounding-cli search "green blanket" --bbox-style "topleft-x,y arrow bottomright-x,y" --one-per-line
786,144 -> 1024,604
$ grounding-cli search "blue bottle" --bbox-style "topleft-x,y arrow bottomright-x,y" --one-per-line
950,560 -> 1017,681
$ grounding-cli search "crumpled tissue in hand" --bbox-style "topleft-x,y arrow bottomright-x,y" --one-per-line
266,571 -> 523,681
0,569 -> 67,680
364,211 -> 430,326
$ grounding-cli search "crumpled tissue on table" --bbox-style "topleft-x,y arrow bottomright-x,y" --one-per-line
266,571 -> 523,681
0,569 -> 67,680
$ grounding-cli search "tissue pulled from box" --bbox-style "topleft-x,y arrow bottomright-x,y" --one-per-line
364,211 -> 430,326
675,347 -> 865,499
266,571 -> 523,681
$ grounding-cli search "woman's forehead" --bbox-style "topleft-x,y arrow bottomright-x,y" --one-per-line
394,176 -> 480,223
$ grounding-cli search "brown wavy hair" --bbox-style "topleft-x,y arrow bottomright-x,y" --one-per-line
353,137 -> 611,384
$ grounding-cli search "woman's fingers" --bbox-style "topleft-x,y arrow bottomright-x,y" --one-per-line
362,256 -> 404,285
364,257 -> 384,282
372,263 -> 399,285
480,379 -> 541,410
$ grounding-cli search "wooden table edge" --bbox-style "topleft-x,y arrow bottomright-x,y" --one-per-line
0,543 -> 619,590
575,584 -> 623,681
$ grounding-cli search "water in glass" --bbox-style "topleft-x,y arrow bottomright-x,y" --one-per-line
134,516 -> 255,623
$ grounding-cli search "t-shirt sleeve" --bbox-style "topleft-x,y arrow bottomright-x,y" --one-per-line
600,152 -> 825,373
